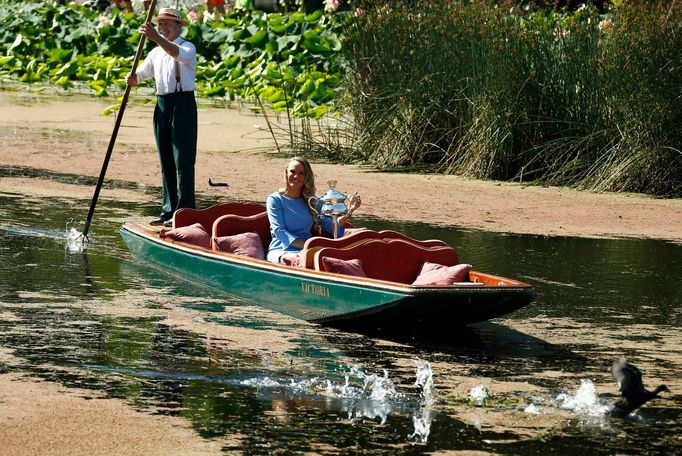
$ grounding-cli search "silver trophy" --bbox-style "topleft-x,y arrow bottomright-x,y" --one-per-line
309,180 -> 358,239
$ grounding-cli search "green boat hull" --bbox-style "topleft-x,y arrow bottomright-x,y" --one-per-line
120,223 -> 534,329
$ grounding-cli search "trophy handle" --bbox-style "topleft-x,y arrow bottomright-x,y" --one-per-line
308,197 -> 321,218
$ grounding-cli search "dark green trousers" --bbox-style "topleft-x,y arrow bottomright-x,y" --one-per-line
153,91 -> 197,220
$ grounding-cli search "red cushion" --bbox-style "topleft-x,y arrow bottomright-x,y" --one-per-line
412,262 -> 472,286
322,257 -> 367,277
160,223 -> 211,249
213,231 -> 265,259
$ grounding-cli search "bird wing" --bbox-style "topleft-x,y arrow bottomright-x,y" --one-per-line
612,358 -> 645,396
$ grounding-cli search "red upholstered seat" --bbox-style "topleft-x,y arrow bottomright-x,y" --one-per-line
172,202 -> 266,231
301,229 -> 449,268
313,238 -> 458,284
211,212 -> 271,252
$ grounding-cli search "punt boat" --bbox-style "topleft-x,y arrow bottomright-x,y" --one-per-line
120,203 -> 534,332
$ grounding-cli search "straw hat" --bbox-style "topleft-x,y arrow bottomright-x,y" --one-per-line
152,8 -> 187,26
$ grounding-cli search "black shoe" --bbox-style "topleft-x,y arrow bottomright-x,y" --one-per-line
149,218 -> 166,226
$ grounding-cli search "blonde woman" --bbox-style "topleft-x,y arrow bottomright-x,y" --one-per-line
266,157 -> 361,264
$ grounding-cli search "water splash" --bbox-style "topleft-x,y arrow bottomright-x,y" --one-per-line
242,366 -> 405,425
414,359 -> 434,405
524,403 -> 542,414
242,362 -> 437,442
241,366 -> 406,404
469,384 -> 488,406
65,227 -> 87,253
1,226 -> 66,239
65,219 -> 88,253
556,379 -> 611,417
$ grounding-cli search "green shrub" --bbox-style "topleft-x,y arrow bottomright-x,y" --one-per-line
341,0 -> 681,195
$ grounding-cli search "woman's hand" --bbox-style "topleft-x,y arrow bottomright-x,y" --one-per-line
347,192 -> 362,216
334,194 -> 360,229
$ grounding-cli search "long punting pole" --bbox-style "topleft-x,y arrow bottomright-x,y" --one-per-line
81,0 -> 159,239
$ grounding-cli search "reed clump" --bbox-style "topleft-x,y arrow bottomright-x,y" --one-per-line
335,0 -> 681,196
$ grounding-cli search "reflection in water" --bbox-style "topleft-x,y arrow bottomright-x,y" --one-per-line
410,360 -> 434,443
0,174 -> 681,454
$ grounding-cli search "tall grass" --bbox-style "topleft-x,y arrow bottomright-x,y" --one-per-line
333,0 -> 681,196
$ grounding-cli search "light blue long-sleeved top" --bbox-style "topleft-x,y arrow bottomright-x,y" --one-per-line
266,192 -> 342,263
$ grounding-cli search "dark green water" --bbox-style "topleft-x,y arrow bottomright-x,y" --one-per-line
1,167 -> 680,454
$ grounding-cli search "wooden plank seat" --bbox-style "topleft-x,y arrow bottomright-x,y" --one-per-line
172,202 -> 266,231
301,229 -> 449,269
211,211 -> 271,252
313,238 -> 459,284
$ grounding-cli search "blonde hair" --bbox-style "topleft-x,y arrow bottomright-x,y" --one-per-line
279,156 -> 316,200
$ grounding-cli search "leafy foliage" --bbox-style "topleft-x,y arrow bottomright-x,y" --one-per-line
0,0 -> 349,118
3,0 -> 680,196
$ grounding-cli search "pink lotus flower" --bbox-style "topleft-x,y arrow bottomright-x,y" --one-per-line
324,0 -> 341,13
188,10 -> 198,24
97,15 -> 110,29
203,10 -> 216,22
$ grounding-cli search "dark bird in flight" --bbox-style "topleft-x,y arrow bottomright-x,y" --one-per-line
611,358 -> 669,418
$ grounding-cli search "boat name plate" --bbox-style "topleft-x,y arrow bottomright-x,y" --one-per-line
301,281 -> 330,298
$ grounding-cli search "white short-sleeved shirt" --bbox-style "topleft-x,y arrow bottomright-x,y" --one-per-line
136,37 -> 196,95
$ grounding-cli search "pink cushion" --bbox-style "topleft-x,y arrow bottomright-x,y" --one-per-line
281,253 -> 303,268
412,262 -> 472,286
322,257 -> 367,277
160,223 -> 211,249
213,231 -> 265,259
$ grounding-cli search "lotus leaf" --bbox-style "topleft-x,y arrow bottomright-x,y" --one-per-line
56,76 -> 72,88
101,104 -> 118,116
55,62 -> 78,77
245,30 -> 268,46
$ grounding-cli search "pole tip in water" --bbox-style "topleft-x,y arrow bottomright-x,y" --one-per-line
66,227 -> 89,252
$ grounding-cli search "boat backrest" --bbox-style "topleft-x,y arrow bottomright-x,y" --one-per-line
313,238 -> 458,284
301,229 -> 449,268
378,230 -> 448,247
212,212 -> 271,251
173,202 -> 266,232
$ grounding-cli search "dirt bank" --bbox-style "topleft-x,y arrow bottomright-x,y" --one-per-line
0,373 -> 237,456
1,90 -> 681,244
1,89 -> 680,454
